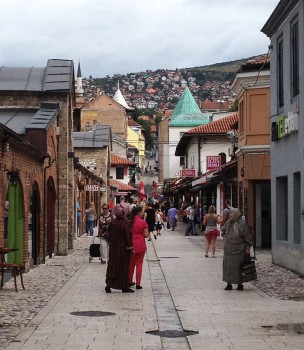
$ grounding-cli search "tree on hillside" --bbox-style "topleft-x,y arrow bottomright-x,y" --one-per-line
137,119 -> 153,150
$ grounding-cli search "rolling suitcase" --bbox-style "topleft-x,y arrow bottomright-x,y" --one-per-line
89,236 -> 101,262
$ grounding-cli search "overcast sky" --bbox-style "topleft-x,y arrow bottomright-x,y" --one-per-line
0,0 -> 279,78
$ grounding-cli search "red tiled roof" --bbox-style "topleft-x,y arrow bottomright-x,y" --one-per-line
200,100 -> 231,110
245,54 -> 270,66
138,115 -> 150,121
110,179 -> 136,191
111,154 -> 136,166
187,113 -> 238,134
150,125 -> 157,133
128,117 -> 141,127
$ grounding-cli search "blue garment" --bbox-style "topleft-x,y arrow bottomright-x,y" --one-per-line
87,220 -> 94,236
185,220 -> 196,235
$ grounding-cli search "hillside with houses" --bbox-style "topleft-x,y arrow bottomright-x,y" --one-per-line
81,58 -> 250,112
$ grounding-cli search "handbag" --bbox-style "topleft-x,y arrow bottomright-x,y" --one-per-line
166,222 -> 170,229
241,256 -> 257,282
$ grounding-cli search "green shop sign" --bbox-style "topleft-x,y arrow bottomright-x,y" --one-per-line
277,112 -> 298,139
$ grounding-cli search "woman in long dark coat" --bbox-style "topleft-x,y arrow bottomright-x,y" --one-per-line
105,208 -> 134,293
222,208 -> 253,291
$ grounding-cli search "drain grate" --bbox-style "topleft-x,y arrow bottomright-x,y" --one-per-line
70,311 -> 116,317
146,329 -> 199,338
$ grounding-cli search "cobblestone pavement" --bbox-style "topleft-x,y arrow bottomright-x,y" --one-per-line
1,234 -> 304,349
0,238 -> 89,350
189,235 -> 304,301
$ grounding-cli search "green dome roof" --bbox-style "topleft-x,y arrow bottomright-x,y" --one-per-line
170,87 -> 210,126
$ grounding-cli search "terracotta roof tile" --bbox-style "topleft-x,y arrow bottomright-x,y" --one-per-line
128,117 -> 141,127
187,113 -> 238,134
150,125 -> 157,132
200,100 -> 231,110
111,154 -> 136,165
110,179 -> 136,191
138,115 -> 150,121
245,54 -> 270,66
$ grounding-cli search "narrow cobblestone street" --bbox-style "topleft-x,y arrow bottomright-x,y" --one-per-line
1,225 -> 304,349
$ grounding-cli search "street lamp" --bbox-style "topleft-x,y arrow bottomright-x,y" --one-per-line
226,130 -> 238,157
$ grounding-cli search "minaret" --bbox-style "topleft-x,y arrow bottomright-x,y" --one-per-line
113,81 -> 134,110
75,62 -> 84,97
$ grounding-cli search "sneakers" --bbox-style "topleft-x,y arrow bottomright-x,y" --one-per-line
237,284 -> 244,291
122,288 -> 134,293
136,285 -> 142,289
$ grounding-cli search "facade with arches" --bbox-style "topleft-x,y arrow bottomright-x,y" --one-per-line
0,59 -> 75,269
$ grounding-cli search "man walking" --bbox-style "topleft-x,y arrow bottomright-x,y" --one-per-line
185,202 -> 197,236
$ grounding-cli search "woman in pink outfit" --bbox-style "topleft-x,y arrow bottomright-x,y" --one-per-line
129,206 -> 149,289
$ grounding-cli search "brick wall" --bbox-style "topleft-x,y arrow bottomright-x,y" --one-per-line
0,91 -> 74,258
81,95 -> 128,138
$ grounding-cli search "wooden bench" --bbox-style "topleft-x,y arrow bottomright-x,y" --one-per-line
0,263 -> 25,292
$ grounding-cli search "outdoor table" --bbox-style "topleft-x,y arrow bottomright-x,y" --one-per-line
0,247 -> 25,292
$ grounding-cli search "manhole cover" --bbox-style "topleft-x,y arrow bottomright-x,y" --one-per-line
146,329 -> 198,338
158,257 -> 180,259
278,323 -> 304,334
70,311 -> 116,317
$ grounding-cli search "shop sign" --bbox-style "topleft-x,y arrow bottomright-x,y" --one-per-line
277,112 -> 298,139
206,156 -> 221,170
181,169 -> 196,177
85,184 -> 100,192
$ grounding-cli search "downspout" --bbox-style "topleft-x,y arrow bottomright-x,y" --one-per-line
43,154 -> 52,263
198,136 -> 201,175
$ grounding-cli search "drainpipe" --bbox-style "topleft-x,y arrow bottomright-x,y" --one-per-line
43,154 -> 52,263
198,136 -> 201,175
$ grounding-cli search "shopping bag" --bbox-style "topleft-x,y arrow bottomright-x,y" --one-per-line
241,257 -> 257,282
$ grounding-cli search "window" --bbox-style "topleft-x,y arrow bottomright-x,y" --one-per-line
293,172 -> 301,244
239,100 -> 244,133
276,176 -> 288,241
277,38 -> 284,107
180,156 -> 185,166
291,18 -> 299,97
116,167 -> 124,179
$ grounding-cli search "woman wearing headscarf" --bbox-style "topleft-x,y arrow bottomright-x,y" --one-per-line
105,208 -> 134,293
222,208 -> 253,291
